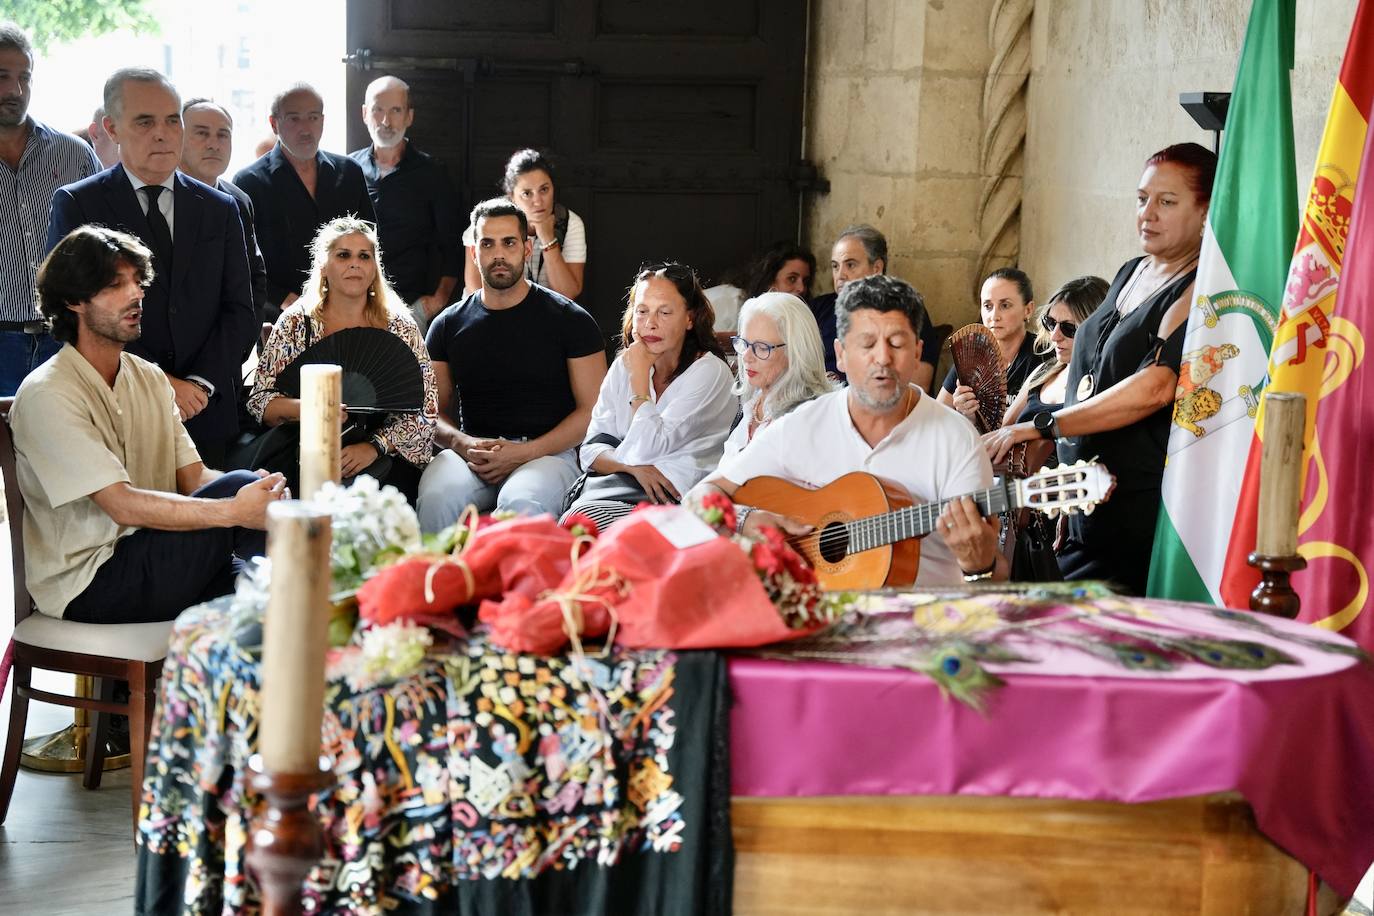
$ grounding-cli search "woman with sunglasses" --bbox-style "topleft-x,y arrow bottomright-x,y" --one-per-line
562,263 -> 735,528
722,291 -> 834,460
981,276 -> 1110,469
936,268 -> 1043,422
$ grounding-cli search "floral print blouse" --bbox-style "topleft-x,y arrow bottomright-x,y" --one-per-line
248,304 -> 438,467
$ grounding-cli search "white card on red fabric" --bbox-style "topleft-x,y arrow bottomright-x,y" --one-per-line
642,507 -> 719,549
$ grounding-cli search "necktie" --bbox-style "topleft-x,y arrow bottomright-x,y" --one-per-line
141,185 -> 173,273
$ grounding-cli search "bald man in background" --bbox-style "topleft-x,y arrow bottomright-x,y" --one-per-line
348,75 -> 460,331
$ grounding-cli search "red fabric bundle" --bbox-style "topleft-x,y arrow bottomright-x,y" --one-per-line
357,515 -> 578,627
480,507 -> 814,653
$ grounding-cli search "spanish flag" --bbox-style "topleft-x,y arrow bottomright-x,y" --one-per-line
1218,0 -> 1374,644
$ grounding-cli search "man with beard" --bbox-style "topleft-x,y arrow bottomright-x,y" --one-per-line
348,75 -> 460,332
180,97 -> 270,325
693,274 -> 1005,586
46,67 -> 257,467
0,22 -> 102,396
416,198 -> 605,533
233,82 -> 375,315
9,226 -> 287,622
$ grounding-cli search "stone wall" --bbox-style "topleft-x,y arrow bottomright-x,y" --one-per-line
802,0 -> 1361,327
802,0 -> 995,327
1018,0 -> 1358,300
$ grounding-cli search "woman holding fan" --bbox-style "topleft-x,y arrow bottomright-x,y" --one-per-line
245,217 -> 438,501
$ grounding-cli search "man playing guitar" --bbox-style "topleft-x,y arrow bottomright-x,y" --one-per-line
690,274 -> 1007,586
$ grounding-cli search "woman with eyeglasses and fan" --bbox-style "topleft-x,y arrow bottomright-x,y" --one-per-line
988,143 -> 1216,594
243,216 -> 438,501
560,263 -> 736,530
721,291 -> 835,461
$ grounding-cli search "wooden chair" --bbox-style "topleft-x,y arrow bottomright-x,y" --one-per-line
0,397 -> 173,830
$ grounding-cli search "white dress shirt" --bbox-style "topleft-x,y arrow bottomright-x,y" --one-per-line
125,170 -> 176,237
581,352 -> 737,496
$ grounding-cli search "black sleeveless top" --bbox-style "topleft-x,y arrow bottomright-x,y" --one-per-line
1016,368 -> 1065,425
1057,256 -> 1195,493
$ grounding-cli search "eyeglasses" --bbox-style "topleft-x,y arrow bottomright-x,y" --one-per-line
730,336 -> 787,360
1041,313 -> 1079,339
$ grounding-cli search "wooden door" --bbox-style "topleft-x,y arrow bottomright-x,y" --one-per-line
344,0 -> 809,339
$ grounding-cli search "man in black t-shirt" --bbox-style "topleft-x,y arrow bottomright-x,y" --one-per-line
417,198 -> 606,533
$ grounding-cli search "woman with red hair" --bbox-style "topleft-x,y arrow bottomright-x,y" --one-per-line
985,142 -> 1216,593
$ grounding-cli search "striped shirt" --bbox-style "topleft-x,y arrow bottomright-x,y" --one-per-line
0,118 -> 101,323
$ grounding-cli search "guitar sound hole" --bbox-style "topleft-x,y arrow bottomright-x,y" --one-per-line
818,522 -> 849,563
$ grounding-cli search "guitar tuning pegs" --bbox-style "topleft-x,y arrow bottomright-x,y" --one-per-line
1083,505 -> 1096,515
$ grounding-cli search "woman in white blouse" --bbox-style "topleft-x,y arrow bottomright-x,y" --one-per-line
462,148 -> 587,299
562,263 -> 736,527
723,292 -> 835,460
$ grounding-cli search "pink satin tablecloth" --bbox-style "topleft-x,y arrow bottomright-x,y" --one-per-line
728,605 -> 1374,898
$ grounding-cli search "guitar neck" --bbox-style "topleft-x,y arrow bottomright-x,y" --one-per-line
846,482 -> 1016,553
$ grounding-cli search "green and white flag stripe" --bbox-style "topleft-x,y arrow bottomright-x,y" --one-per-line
1147,0 -> 1297,604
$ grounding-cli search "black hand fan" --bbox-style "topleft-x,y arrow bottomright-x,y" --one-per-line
274,327 -> 424,414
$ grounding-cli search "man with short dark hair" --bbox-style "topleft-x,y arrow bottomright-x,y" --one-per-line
10,225 -> 287,622
45,67 -> 257,466
693,274 -> 1006,586
0,21 -> 102,396
810,223 -> 940,389
180,97 -> 270,323
349,75 -> 460,332
416,198 -> 606,533
233,82 -> 375,314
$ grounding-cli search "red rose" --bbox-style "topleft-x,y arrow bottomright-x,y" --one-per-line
561,513 -> 601,540
699,492 -> 738,533
751,541 -> 786,578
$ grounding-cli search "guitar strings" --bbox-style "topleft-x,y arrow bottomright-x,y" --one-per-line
782,489 -> 1008,556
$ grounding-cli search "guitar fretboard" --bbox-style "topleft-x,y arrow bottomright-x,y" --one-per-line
846,482 -> 1014,553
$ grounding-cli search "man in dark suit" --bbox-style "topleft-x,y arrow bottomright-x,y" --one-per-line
233,82 -> 375,315
180,97 -> 270,326
46,67 -> 256,465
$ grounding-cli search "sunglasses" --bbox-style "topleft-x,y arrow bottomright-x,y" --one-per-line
730,336 -> 787,360
1041,313 -> 1079,339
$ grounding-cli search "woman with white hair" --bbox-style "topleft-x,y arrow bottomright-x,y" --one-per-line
724,291 -> 835,460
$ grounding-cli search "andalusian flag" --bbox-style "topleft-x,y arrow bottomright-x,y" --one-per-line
1219,0 -> 1374,644
1147,0 -> 1297,603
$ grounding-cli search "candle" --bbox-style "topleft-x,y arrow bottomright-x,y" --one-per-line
257,501 -> 332,774
298,364 -> 341,501
1254,391 -> 1307,557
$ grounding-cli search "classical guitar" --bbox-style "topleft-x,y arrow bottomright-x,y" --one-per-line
733,462 -> 1113,590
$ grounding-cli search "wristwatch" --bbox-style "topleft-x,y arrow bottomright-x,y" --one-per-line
1032,411 -> 1060,439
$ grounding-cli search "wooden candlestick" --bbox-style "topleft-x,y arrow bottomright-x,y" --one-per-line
1253,391 -> 1306,558
1249,391 -> 1308,619
257,502 -> 332,774
245,754 -> 333,916
1247,552 -> 1307,619
298,364 -> 341,501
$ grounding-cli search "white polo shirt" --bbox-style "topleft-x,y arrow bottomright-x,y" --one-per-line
714,384 -> 992,586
